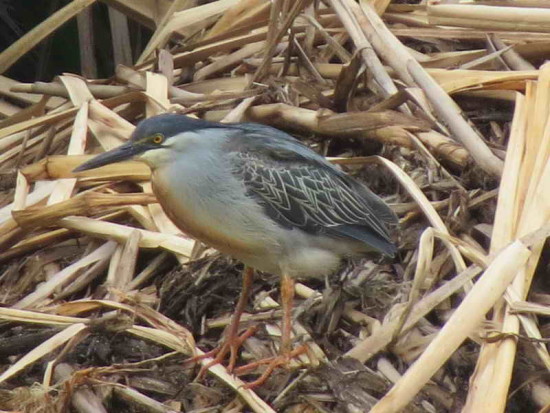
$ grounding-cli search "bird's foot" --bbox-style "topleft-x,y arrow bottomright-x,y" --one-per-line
193,325 -> 258,380
233,344 -> 308,389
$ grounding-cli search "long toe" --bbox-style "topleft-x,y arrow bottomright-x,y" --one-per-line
195,325 -> 258,380
233,344 -> 309,389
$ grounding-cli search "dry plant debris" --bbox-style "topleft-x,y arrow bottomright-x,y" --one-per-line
0,0 -> 549,411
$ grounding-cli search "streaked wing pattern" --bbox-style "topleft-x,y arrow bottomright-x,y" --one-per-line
229,150 -> 396,254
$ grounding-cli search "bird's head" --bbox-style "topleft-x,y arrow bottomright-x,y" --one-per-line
73,114 -> 230,172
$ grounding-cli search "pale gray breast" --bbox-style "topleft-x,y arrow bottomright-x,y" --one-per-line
151,151 -> 283,264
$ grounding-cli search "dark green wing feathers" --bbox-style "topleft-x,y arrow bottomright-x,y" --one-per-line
226,124 -> 398,256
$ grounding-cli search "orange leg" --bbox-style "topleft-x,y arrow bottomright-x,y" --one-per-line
236,344 -> 307,389
196,266 -> 255,378
280,274 -> 295,354
234,274 -> 307,389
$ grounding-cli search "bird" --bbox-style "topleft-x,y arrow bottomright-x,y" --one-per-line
74,113 -> 398,386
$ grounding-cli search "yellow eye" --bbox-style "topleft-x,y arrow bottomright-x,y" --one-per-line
152,134 -> 164,144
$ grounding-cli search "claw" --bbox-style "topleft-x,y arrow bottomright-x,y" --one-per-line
234,344 -> 308,389
188,269 -> 305,389
195,325 -> 258,380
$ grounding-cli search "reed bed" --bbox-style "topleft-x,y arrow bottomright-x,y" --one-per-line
0,0 -> 549,411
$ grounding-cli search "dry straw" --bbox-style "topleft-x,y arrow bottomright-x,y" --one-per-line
0,0 -> 549,411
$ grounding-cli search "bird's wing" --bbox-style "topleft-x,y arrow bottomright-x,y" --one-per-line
226,129 -> 397,256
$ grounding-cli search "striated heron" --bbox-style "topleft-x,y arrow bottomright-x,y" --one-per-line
75,113 -> 398,386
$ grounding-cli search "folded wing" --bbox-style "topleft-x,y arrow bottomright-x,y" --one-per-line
226,125 -> 397,256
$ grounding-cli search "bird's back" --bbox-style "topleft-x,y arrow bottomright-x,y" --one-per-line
223,123 -> 398,257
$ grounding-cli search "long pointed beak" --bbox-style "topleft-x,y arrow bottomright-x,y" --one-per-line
73,141 -> 141,172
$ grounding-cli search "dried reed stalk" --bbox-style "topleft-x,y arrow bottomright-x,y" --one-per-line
465,64 -> 550,412
12,192 -> 157,229
2,0 -> 550,410
339,0 -> 504,176
0,0 -> 97,74
428,4 -> 550,33
371,239 -> 532,412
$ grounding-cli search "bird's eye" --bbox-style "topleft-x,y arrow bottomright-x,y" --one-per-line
151,134 -> 164,144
